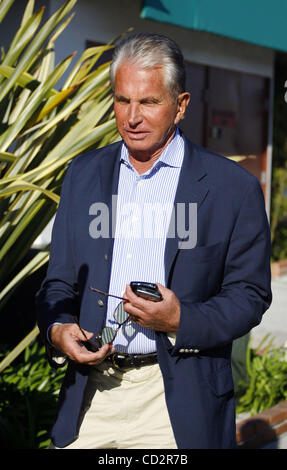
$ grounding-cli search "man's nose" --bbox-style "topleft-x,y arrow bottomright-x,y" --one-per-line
127,103 -> 143,127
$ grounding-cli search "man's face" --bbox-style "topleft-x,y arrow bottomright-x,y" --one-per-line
113,62 -> 189,161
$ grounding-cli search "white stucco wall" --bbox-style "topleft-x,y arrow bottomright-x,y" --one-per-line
50,0 -> 274,78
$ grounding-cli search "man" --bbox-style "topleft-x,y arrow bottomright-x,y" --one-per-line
36,33 -> 272,449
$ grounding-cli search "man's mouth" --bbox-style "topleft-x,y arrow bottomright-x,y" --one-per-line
124,129 -> 150,138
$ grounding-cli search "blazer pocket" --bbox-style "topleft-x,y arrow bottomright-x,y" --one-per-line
207,365 -> 234,397
181,241 -> 224,263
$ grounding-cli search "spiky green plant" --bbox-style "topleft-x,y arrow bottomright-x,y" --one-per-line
236,335 -> 287,415
0,0 -> 121,371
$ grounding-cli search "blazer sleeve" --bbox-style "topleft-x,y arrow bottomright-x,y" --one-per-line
173,177 -> 272,353
35,160 -> 79,366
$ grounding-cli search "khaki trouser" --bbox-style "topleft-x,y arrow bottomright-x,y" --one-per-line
53,359 -> 177,449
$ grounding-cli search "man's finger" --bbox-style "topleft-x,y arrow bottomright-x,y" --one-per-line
124,284 -> 155,308
70,342 -> 114,365
84,344 -> 115,365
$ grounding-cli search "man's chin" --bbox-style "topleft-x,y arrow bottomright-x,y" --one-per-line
123,133 -> 149,146
123,137 -> 153,156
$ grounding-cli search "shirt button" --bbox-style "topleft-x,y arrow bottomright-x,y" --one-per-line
98,299 -> 104,307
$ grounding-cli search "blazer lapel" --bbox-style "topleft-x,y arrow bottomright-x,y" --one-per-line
98,143 -> 121,207
90,143 -> 122,299
164,137 -> 209,284
98,143 -> 122,241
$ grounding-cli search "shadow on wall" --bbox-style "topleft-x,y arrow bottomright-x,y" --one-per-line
237,417 -> 278,449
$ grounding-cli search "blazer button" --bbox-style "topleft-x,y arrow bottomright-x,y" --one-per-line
98,299 -> 104,307
104,254 -> 108,260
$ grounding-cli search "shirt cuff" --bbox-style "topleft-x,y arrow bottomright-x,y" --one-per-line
46,323 -> 67,366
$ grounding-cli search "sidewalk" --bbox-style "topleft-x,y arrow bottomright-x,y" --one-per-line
260,432 -> 287,449
236,274 -> 287,449
251,274 -> 287,349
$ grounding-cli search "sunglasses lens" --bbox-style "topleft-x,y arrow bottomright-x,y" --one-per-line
114,302 -> 129,325
101,327 -> 116,345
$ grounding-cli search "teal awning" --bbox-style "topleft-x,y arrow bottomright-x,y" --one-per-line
141,0 -> 287,53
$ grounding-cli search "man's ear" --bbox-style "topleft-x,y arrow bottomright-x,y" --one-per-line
174,92 -> 190,124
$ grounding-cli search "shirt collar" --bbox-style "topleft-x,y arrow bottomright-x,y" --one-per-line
120,127 -> 183,171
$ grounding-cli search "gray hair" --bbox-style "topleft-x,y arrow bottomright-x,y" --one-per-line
110,33 -> 186,101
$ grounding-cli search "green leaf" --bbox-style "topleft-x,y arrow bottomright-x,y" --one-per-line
0,64 -> 57,96
35,85 -> 77,122
0,180 -> 60,203
0,326 -> 39,373
5,7 -> 44,63
21,0 -> 35,27
0,0 -> 76,101
0,0 -> 15,24
0,151 -> 17,162
0,54 -> 75,152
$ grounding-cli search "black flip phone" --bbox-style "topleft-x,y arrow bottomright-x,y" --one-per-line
130,281 -> 163,302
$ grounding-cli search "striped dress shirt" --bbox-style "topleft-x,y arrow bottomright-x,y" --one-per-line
105,128 -> 184,353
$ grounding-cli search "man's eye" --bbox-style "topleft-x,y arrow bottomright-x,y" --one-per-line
115,97 -> 129,104
142,100 -> 158,105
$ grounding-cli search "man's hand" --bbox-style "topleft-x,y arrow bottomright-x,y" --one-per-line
50,323 -> 114,366
123,283 -> 181,332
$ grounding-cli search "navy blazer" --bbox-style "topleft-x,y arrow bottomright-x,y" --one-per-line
36,134 -> 272,449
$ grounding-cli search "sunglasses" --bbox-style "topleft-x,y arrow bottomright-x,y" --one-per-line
75,300 -> 130,352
